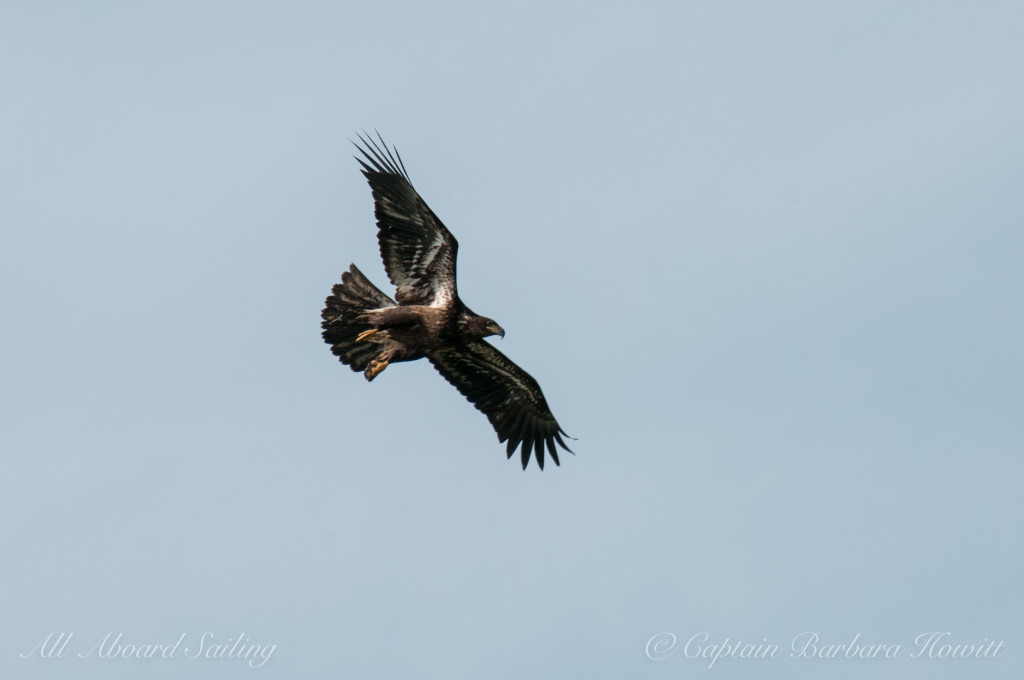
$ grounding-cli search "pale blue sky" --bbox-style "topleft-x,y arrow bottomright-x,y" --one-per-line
2,2 -> 1022,679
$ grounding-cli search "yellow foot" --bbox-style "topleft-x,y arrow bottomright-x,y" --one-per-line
356,329 -> 378,342
365,358 -> 390,380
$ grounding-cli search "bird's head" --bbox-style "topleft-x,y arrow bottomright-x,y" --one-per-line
472,316 -> 505,339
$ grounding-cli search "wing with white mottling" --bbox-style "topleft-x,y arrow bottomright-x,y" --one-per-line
428,339 -> 572,470
354,134 -> 459,307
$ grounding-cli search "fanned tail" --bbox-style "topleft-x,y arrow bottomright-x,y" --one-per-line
321,264 -> 396,373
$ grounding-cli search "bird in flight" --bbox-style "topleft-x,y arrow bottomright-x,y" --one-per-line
321,134 -> 572,469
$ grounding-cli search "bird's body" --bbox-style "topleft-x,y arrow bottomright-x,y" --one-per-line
321,134 -> 572,469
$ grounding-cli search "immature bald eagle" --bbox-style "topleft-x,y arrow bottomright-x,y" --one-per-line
321,134 -> 572,470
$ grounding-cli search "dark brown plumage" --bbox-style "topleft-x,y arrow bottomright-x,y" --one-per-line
321,134 -> 572,469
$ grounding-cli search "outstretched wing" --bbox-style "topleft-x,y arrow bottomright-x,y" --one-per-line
428,340 -> 572,470
353,133 -> 459,308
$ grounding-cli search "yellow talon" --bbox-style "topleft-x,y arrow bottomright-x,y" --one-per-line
356,329 -> 378,342
365,358 -> 389,380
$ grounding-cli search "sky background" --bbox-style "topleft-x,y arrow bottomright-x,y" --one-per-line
2,2 -> 1022,679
